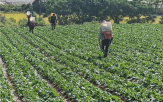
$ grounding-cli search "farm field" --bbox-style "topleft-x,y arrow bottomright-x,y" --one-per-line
0,20 -> 163,102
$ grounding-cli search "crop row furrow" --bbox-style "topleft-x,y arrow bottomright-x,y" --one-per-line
3,26 -> 122,102
12,27 -> 163,101
1,34 -> 43,101
36,26 -> 162,70
0,56 -> 16,102
1,28 -> 65,101
32,26 -> 162,90
2,21 -> 163,101
19,31 -> 129,101
56,25 -> 162,60
16,29 -> 79,102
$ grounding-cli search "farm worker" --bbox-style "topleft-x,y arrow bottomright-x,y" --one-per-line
27,11 -> 35,33
29,20 -> 35,33
98,20 -> 113,57
50,13 -> 56,30
27,11 -> 33,25
27,13 -> 31,26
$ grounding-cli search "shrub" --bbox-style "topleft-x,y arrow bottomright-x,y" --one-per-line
4,5 -> 12,13
36,17 -> 46,26
159,16 -> 163,24
127,19 -> 138,24
18,18 -> 28,27
9,17 -> 16,23
0,14 -> 6,23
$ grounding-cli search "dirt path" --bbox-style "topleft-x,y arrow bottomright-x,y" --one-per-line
34,66 -> 71,102
0,57 -> 23,102
14,33 -> 72,102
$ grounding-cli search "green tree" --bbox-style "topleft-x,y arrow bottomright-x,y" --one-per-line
21,3 -> 33,11
33,0 -> 46,15
106,0 -> 125,24
43,0 -> 156,24
122,1 -> 136,21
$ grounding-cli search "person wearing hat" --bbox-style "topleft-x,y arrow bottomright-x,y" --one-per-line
98,20 -> 113,57
27,11 -> 35,33
51,13 -> 56,30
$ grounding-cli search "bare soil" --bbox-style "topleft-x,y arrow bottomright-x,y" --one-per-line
0,57 -> 22,102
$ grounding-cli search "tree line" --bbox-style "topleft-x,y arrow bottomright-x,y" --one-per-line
0,0 -> 163,24
32,0 -> 163,24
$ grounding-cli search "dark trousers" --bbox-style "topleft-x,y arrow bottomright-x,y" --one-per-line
29,26 -> 34,33
51,23 -> 56,30
102,38 -> 113,54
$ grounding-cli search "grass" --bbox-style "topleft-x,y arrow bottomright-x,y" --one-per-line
121,16 -> 161,24
1,13 -> 27,23
1,12 -> 50,24
154,16 -> 161,24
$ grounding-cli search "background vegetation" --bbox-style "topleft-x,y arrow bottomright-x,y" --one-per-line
0,0 -> 163,25
34,0 -> 163,24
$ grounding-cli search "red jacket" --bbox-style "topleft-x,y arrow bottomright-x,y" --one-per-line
102,30 -> 113,39
30,22 -> 35,26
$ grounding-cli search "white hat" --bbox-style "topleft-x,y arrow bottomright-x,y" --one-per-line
102,20 -> 106,23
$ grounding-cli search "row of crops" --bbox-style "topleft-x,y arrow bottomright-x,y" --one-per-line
0,57 -> 14,102
0,20 -> 163,101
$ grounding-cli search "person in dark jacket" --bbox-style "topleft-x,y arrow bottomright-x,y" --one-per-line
98,20 -> 113,57
27,14 -> 31,26
51,13 -> 56,30
29,21 -> 35,33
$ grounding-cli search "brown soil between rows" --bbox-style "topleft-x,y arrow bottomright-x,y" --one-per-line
0,56 -> 23,102
17,33 -> 126,102
17,33 -> 73,102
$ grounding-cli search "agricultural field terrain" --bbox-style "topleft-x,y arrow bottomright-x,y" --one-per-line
0,20 -> 163,101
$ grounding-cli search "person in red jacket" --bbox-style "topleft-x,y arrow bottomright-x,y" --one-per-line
98,20 -> 113,57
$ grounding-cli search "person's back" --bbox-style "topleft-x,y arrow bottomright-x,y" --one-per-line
51,14 -> 56,30
51,14 -> 56,23
29,16 -> 35,33
98,20 -> 113,57
30,22 -> 35,26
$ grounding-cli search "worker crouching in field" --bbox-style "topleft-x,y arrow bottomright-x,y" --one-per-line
98,20 -> 113,57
